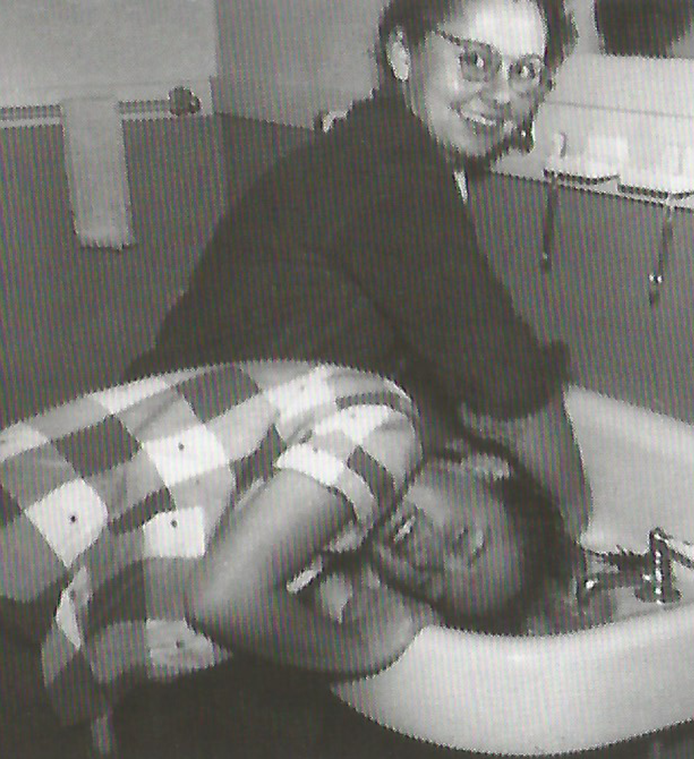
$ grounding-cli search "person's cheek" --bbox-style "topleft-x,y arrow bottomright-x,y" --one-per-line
443,542 -> 521,617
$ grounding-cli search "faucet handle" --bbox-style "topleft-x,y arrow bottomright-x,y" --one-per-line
575,547 -> 645,605
576,530 -> 694,607
650,528 -> 694,570
635,528 -> 682,604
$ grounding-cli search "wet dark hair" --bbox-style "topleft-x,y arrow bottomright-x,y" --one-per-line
450,471 -> 579,634
376,0 -> 577,86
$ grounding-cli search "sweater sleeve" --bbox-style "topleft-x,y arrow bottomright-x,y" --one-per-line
332,171 -> 570,421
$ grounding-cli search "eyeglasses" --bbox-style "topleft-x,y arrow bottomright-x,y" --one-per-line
390,496 -> 486,558
433,29 -> 548,96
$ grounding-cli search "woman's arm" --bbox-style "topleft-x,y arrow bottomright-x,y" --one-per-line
458,389 -> 591,540
185,470 -> 419,677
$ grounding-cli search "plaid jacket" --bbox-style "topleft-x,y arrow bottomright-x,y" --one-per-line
0,361 -> 421,725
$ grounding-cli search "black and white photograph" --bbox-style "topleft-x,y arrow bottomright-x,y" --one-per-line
2,1 -> 694,757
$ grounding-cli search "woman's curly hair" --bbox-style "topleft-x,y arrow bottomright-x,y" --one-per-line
376,0 -> 577,84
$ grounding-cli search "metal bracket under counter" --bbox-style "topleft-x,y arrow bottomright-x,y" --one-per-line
490,160 -> 694,307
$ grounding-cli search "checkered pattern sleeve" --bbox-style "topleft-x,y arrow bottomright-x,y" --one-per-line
0,361 -> 423,727
275,402 -> 421,535
248,362 -> 423,537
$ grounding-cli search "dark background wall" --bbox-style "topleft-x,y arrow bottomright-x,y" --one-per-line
0,113 -> 309,426
469,176 -> 694,425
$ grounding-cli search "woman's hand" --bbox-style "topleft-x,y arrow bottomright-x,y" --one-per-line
399,594 -> 444,631
342,582 -> 440,633
311,563 -> 440,671
458,389 -> 592,540
339,582 -> 440,669
340,585 -> 420,663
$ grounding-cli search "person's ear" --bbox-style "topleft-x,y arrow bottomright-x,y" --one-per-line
386,28 -> 412,82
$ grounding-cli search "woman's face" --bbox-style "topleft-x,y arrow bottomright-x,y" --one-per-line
392,0 -> 548,162
373,461 -> 526,618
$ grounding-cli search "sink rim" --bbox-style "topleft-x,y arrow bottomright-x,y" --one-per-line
332,386 -> 694,754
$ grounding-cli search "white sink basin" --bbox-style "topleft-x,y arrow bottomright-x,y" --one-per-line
332,387 -> 694,755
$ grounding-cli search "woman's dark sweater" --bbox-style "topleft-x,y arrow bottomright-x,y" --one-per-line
125,93 -> 567,420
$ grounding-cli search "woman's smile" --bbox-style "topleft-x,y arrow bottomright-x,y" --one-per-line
460,112 -> 502,128
394,0 -> 547,161
454,106 -> 509,136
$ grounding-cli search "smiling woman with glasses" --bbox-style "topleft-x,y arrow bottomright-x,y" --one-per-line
119,0 -> 592,753
374,0 -> 573,165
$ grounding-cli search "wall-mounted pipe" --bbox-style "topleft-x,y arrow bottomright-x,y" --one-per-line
540,174 -> 559,272
648,199 -> 677,307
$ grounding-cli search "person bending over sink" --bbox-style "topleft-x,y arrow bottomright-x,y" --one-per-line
124,0 -> 591,549
0,360 -> 570,756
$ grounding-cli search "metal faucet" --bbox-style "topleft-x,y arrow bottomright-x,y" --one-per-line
577,528 -> 694,606
576,547 -> 644,605
636,527 -> 694,604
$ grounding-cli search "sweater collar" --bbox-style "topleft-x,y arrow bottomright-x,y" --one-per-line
350,92 -> 471,201
349,91 -> 448,169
